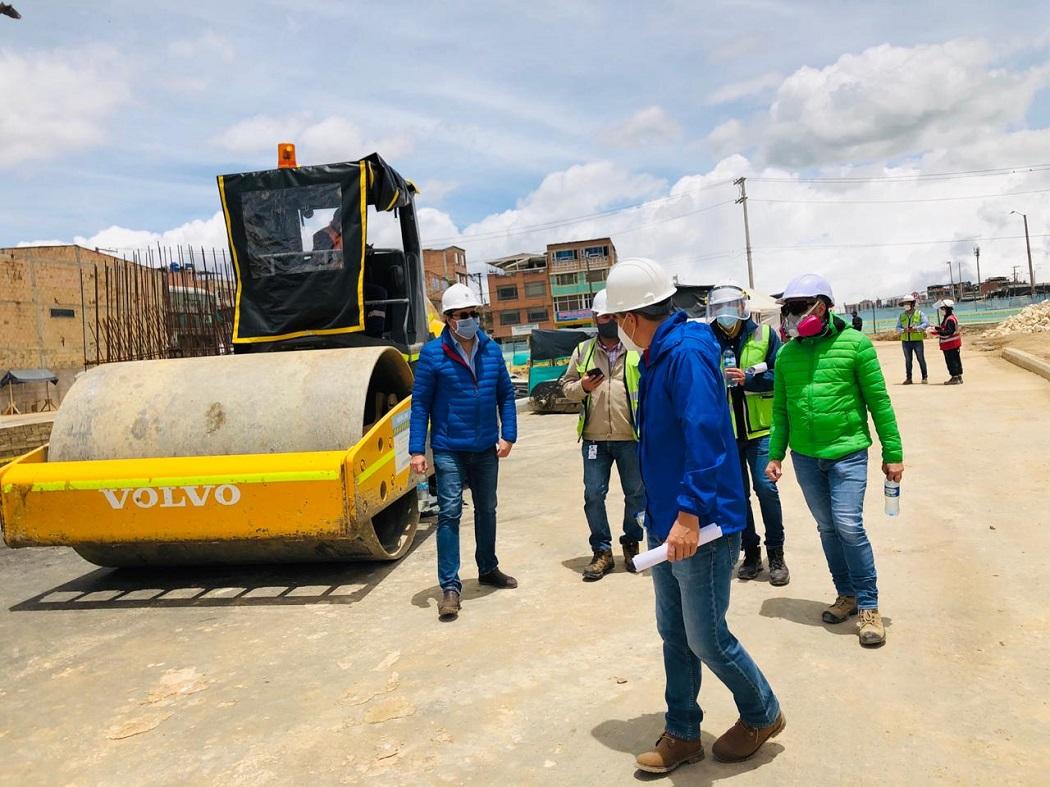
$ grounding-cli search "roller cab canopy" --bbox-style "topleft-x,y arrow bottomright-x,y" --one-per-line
218,153 -> 427,350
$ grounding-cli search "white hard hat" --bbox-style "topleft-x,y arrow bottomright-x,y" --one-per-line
590,289 -> 609,315
440,282 -> 482,313
605,257 -> 677,313
707,282 -> 751,322
777,273 -> 834,304
900,295 -> 916,304
935,298 -> 955,308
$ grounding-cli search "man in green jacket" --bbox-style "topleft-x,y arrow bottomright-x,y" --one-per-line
764,273 -> 904,647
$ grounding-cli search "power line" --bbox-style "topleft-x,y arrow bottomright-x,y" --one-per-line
753,232 -> 1050,253
749,163 -> 1050,184
750,187 -> 1050,205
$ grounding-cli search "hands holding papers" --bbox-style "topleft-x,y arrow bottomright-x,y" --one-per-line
632,522 -> 725,572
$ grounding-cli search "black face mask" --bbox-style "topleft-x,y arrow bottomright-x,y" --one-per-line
597,320 -> 619,339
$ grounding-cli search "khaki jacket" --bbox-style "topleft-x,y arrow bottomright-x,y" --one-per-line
562,339 -> 637,442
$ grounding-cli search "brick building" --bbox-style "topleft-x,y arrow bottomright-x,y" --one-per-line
546,238 -> 617,328
0,245 -> 163,412
422,246 -> 469,310
485,253 -> 553,341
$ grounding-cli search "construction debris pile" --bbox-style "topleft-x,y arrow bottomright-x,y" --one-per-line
988,300 -> 1050,337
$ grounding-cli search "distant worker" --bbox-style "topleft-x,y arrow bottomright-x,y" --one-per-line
409,283 -> 518,621
895,295 -> 929,384
932,299 -> 963,385
851,310 -> 863,332
707,284 -> 788,586
561,289 -> 645,581
765,274 -> 903,648
607,258 -> 783,774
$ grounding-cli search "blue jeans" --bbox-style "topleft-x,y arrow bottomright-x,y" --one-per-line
582,439 -> 645,552
791,449 -> 879,609
433,449 -> 500,593
649,530 -> 781,739
902,340 -> 927,380
738,436 -> 784,553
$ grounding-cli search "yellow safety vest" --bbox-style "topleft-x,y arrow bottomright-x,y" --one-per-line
899,311 -> 926,342
728,324 -> 775,441
574,338 -> 641,439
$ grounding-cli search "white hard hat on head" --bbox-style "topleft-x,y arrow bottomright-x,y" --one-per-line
935,298 -> 955,308
707,282 -> 751,322
707,282 -> 749,306
777,273 -> 834,304
591,289 -> 609,315
900,295 -> 916,304
441,282 -> 482,313
605,257 -> 677,313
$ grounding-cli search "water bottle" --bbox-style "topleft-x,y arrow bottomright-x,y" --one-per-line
722,348 -> 737,388
884,480 -> 900,517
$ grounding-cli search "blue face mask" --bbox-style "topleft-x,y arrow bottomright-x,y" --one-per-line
716,315 -> 741,330
453,317 -> 479,340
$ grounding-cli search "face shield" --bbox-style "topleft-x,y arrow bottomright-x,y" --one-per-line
706,286 -> 750,328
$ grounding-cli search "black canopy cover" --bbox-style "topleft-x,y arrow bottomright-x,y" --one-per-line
218,153 -> 412,344
529,328 -> 594,362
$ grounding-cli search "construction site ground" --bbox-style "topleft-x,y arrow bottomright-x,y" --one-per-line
1,341 -> 1048,786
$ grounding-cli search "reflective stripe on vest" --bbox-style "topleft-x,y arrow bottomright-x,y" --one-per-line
900,311 -> 926,342
938,315 -> 962,350
575,338 -> 641,439
728,324 -> 775,441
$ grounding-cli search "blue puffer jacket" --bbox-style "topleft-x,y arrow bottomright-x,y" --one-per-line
638,311 -> 747,540
409,327 -> 517,455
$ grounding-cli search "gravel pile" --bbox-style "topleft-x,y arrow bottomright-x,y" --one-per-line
988,300 -> 1050,337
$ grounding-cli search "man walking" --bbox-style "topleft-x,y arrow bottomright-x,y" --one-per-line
895,295 -> 928,384
707,283 -> 788,585
851,310 -> 863,332
765,274 -> 904,647
409,283 -> 518,622
607,258 -> 783,775
562,289 -> 645,581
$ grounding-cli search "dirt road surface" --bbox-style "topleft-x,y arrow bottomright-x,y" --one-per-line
2,342 -> 1048,785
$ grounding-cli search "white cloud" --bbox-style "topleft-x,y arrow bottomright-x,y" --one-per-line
217,114 -> 414,164
72,211 -> 230,253
706,72 -> 784,105
756,39 -> 1050,167
601,106 -> 683,149
0,46 -> 129,167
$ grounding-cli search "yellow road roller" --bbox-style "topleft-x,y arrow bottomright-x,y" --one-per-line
0,150 -> 440,566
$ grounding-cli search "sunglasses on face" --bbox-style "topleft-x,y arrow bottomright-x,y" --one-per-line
451,311 -> 480,320
781,300 -> 817,316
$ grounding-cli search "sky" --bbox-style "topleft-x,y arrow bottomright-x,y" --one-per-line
2,1 -> 1050,303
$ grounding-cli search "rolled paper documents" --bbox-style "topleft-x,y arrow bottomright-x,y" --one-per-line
745,362 -> 768,376
632,524 -> 724,572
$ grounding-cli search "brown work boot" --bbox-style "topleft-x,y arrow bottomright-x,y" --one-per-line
822,595 -> 858,624
620,538 -> 640,573
858,608 -> 886,647
438,590 -> 460,621
712,712 -> 786,763
478,568 -> 518,589
635,732 -> 705,774
583,550 -> 615,581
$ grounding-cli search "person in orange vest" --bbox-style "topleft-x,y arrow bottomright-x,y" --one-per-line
931,299 -> 963,385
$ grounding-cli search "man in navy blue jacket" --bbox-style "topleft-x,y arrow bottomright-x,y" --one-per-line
409,283 -> 518,621
606,258 -> 783,775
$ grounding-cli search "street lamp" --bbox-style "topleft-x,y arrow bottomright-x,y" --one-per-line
946,261 -> 956,302
1009,211 -> 1036,298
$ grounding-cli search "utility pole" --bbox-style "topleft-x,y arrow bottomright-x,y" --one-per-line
946,261 -> 955,302
957,262 -> 963,299
1010,210 -> 1037,297
734,177 -> 755,289
973,245 -> 981,300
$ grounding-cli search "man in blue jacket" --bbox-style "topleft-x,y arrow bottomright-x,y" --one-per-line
409,283 -> 518,621
606,258 -> 783,775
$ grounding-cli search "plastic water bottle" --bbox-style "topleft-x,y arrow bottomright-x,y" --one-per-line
884,480 -> 900,517
722,348 -> 737,388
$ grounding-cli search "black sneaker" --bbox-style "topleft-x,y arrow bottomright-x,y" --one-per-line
737,550 -> 762,580
767,547 -> 790,586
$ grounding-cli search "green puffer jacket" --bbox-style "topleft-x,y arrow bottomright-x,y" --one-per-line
768,315 -> 903,463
